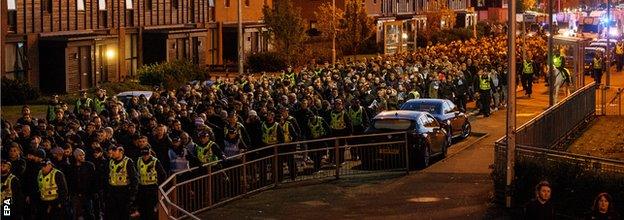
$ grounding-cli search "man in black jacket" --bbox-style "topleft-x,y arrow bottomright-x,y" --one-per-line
524,181 -> 555,220
68,148 -> 96,220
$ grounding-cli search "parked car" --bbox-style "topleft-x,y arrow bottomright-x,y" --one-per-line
400,99 -> 471,143
361,110 -> 449,170
116,91 -> 153,105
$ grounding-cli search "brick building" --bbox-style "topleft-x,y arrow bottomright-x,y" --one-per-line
1,0 -> 270,93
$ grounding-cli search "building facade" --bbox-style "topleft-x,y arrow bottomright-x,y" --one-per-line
1,0 -> 270,93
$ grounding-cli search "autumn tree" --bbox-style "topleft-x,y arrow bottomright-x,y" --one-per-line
315,2 -> 344,41
338,0 -> 375,58
262,0 -> 308,65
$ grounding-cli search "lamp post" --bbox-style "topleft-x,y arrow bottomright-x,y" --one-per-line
505,0 -> 517,208
607,0 -> 612,87
237,0 -> 243,75
332,0 -> 336,65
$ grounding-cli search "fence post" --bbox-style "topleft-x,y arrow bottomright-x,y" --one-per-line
404,132 -> 410,174
335,138 -> 340,180
242,153 -> 248,194
207,165 -> 212,207
274,145 -> 279,186
619,89 -> 622,115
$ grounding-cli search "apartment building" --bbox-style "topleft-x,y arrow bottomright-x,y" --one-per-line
1,0 -> 270,93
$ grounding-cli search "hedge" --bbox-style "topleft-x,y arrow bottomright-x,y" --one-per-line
1,77 -> 41,105
246,52 -> 288,73
137,60 -> 208,89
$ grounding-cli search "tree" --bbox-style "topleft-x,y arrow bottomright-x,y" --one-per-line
315,2 -> 344,41
338,0 -> 375,58
262,0 -> 308,65
426,6 -> 456,31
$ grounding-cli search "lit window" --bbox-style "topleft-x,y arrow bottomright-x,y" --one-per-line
99,0 -> 106,10
209,0 -> 214,7
8,0 -> 16,10
126,0 -> 133,9
78,0 -> 85,11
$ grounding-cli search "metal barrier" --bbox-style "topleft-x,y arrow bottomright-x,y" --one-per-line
513,82 -> 596,149
597,86 -> 623,116
158,131 -> 411,220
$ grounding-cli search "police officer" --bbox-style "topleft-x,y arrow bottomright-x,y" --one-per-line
553,50 -> 570,83
477,70 -> 494,117
37,160 -> 69,220
105,146 -> 139,220
283,66 -> 296,86
593,50 -> 605,85
305,110 -> 331,172
136,148 -> 166,220
2,160 -> 24,220
329,99 -> 352,164
347,99 -> 369,160
74,90 -> 92,115
522,57 -> 535,98
194,130 -> 224,166
260,111 -> 283,183
277,109 -> 298,182
616,40 -> 624,71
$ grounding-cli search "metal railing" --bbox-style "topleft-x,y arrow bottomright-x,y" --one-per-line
158,131 -> 412,220
598,86 -> 623,116
513,82 -> 597,149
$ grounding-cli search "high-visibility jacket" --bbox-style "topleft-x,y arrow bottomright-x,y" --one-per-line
197,141 -> 218,164
93,97 -> 106,113
593,57 -> 603,69
1,174 -> 16,201
38,169 -> 60,201
284,72 -> 296,85
137,156 -> 158,185
523,61 -> 534,74
553,55 -> 563,68
75,98 -> 92,111
330,112 -> 346,130
348,107 -> 363,127
308,117 -> 326,139
409,91 -> 420,99
479,77 -> 491,91
262,122 -> 279,145
281,121 -> 292,143
617,43 -> 624,55
109,157 -> 130,186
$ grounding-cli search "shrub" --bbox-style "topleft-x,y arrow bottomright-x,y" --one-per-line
246,52 -> 288,73
137,60 -> 208,89
1,77 -> 40,105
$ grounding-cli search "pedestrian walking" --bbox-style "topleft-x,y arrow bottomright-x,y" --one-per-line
136,148 -> 166,220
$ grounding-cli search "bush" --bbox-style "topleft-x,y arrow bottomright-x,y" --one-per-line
418,28 -> 474,46
246,52 -> 288,73
137,60 -> 208,90
1,77 -> 40,105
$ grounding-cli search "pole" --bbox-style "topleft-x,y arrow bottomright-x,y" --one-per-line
607,0 -> 612,87
522,13 -> 526,63
332,0 -> 336,65
548,0 -> 554,106
237,0 -> 243,75
473,10 -> 477,39
505,0 -> 517,208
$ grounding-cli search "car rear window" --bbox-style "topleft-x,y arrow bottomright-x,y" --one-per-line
373,119 -> 413,130
401,102 -> 440,114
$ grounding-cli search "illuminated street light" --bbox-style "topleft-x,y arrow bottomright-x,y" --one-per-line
105,48 -> 116,60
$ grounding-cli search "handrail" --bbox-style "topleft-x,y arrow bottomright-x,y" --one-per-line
607,88 -> 623,104
515,82 -> 596,132
515,144 -> 624,166
158,131 -> 409,219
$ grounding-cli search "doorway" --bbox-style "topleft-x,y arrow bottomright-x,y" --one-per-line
78,46 -> 92,90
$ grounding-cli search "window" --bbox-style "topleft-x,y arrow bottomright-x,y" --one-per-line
225,0 -> 230,7
126,0 -> 133,9
374,0 -> 377,4
99,0 -> 106,10
42,0 -> 52,13
125,34 -> 139,77
423,116 -> 439,128
209,0 -> 214,7
172,0 -> 178,9
146,0 -> 152,10
7,0 -> 17,32
78,0 -> 85,11
4,43 -> 28,79
245,0 -> 249,6
8,0 -> 16,10
374,119 -> 413,130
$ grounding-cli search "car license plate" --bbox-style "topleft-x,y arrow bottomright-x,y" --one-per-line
379,148 -> 399,154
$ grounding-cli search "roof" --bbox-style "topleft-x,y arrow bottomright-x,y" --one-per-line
116,91 -> 153,98
403,98 -> 448,105
373,110 -> 427,120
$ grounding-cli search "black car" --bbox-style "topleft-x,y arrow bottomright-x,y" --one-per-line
401,99 -> 471,143
360,110 -> 450,170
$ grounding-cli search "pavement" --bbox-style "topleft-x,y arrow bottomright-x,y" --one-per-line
197,72 -> 624,220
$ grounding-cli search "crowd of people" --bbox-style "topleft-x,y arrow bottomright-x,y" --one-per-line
1,33 -> 556,219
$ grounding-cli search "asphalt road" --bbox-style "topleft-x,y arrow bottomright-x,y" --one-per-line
195,81 -> 582,220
